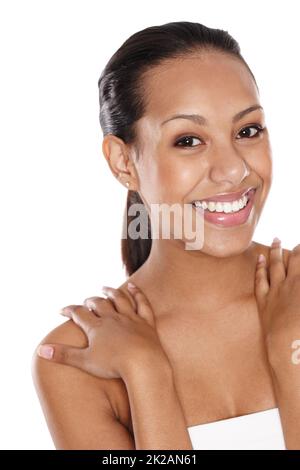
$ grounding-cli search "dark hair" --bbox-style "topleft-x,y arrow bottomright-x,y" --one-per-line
97,21 -> 258,276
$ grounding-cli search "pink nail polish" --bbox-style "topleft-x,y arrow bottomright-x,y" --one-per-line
101,287 -> 110,298
272,237 -> 281,244
37,345 -> 54,359
127,282 -> 136,290
258,254 -> 265,263
59,307 -> 71,316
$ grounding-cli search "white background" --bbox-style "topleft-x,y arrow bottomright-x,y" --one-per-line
0,0 -> 299,449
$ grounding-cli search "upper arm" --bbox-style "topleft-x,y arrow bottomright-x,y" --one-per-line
31,319 -> 135,450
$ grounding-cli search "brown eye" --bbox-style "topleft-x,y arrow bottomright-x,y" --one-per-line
237,125 -> 265,139
175,136 -> 202,147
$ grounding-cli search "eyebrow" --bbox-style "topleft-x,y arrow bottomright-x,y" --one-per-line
160,104 -> 264,126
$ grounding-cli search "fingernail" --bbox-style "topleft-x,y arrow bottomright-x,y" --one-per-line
127,282 -> 136,290
258,254 -> 265,263
85,300 -> 96,311
84,298 -> 93,306
37,344 -> 54,359
272,237 -> 281,244
59,307 -> 71,316
101,286 -> 110,297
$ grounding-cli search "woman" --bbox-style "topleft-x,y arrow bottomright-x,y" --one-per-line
32,21 -> 300,450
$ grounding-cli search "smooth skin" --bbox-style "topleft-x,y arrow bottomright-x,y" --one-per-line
32,51 -> 300,449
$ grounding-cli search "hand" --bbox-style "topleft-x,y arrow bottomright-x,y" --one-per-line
36,283 -> 170,380
255,238 -> 300,354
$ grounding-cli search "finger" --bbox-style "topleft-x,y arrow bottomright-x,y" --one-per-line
36,342 -> 86,369
286,243 -> 300,281
60,304 -> 99,336
255,253 -> 269,305
83,296 -> 116,317
101,286 -> 137,317
269,237 -> 286,286
127,283 -> 156,327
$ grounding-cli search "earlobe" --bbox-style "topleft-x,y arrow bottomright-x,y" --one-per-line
117,172 -> 130,188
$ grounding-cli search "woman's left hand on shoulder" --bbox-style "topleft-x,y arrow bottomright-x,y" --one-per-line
255,238 -> 300,364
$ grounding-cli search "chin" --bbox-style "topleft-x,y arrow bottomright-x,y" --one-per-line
201,227 -> 256,258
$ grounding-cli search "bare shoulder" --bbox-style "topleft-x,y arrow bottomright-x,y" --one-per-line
32,318 -> 133,449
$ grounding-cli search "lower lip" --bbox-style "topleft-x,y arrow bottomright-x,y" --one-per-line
192,188 -> 256,228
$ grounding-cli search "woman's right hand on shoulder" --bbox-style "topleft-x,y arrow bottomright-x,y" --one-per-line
36,282 -> 171,381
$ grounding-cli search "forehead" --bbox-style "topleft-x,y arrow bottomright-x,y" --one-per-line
140,52 -> 259,123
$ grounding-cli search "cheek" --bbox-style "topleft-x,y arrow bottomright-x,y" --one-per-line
139,152 -> 200,204
246,143 -> 273,185
159,159 -> 201,202
162,161 -> 194,183
245,144 -> 273,209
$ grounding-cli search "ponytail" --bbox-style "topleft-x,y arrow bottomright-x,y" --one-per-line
121,190 -> 152,276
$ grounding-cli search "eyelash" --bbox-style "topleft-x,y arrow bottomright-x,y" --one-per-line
174,124 -> 266,148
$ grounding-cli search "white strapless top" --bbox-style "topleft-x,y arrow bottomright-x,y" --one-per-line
187,407 -> 286,450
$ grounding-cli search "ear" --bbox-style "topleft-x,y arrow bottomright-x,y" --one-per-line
102,134 -> 139,191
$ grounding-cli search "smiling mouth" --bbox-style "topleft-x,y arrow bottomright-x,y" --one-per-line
191,187 -> 256,214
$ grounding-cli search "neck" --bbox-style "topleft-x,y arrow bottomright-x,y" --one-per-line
134,238 -> 259,314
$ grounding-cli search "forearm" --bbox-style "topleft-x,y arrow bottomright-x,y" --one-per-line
267,334 -> 300,450
122,357 -> 193,450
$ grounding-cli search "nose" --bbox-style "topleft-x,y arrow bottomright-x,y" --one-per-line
208,147 -> 250,186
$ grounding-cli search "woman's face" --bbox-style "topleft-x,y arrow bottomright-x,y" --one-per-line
133,51 -> 272,257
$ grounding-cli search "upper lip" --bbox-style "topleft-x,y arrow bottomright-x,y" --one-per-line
192,186 -> 256,203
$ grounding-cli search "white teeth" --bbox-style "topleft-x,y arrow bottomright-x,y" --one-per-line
208,201 -> 216,212
215,202 -> 223,212
193,193 -> 249,213
223,202 -> 232,213
232,201 -> 240,212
